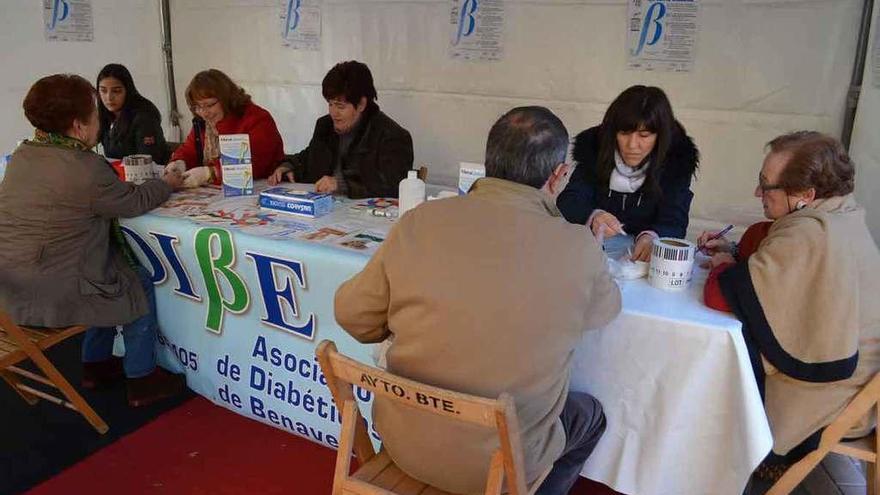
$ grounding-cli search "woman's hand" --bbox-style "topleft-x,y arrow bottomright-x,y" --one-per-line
315,175 -> 339,194
697,230 -> 734,255
162,169 -> 184,190
631,234 -> 654,262
268,165 -> 294,186
181,166 -> 213,188
590,211 -> 625,237
163,160 -> 187,178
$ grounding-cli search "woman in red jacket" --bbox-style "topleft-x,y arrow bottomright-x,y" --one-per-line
167,69 -> 284,187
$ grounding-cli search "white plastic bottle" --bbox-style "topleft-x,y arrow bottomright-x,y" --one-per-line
398,170 -> 426,216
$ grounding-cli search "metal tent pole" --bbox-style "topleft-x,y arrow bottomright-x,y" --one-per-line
159,0 -> 183,142
842,0 -> 875,151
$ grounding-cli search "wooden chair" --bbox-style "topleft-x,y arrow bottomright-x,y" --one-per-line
316,340 -> 551,495
0,310 -> 109,434
767,371 -> 880,495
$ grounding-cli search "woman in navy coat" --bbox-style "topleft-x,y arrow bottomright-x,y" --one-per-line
558,85 -> 699,261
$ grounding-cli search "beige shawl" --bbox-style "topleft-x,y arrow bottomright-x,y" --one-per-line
720,194 -> 880,453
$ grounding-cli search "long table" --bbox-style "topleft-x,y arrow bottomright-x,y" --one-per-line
119,183 -> 771,495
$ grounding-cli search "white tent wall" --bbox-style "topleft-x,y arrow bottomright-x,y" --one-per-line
0,1 -> 868,236
850,1 -> 880,243
170,0 -> 863,234
0,0 -> 168,155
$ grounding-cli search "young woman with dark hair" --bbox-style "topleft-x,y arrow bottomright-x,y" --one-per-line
166,69 -> 284,187
97,63 -> 169,164
557,85 -> 700,261
268,60 -> 413,198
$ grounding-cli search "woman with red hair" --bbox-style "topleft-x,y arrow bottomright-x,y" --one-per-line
0,74 -> 185,407
167,69 -> 284,187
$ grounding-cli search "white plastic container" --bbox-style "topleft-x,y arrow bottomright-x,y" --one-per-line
648,237 -> 697,291
122,154 -> 158,184
398,170 -> 426,216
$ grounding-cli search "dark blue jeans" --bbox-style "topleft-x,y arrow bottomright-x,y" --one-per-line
82,266 -> 157,379
536,392 -> 607,495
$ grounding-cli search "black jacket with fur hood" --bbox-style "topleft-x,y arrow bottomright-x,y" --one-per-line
557,123 -> 699,238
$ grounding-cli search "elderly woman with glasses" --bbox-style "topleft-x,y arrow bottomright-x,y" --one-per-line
701,131 -> 880,478
166,69 -> 284,187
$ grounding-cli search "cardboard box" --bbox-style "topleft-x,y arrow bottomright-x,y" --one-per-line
259,187 -> 334,218
220,134 -> 254,196
458,162 -> 485,195
122,154 -> 160,184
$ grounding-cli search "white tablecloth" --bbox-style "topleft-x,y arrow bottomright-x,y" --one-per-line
114,182 -> 771,495
571,245 -> 772,495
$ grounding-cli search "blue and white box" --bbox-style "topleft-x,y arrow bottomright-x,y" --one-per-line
0,154 -> 9,182
458,162 -> 485,195
259,187 -> 334,218
220,134 -> 254,196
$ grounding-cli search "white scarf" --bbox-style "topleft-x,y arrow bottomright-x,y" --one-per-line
609,151 -> 649,193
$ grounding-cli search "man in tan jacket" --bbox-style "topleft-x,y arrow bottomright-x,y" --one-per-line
335,106 -> 621,494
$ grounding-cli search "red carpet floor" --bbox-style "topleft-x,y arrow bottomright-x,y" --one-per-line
27,397 -> 621,495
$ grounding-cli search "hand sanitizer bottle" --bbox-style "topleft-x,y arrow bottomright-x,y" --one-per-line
398,170 -> 426,216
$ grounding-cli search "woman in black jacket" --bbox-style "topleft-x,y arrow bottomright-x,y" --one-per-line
268,60 -> 413,198
97,63 -> 169,164
558,85 -> 699,261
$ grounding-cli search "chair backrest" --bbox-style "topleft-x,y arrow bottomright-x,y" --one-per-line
316,339 -> 531,495
822,370 -> 880,444
766,370 -> 880,495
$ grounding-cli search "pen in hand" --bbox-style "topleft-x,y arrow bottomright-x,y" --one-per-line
698,224 -> 734,253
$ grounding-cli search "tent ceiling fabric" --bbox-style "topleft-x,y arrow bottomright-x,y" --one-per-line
170,0 -> 863,230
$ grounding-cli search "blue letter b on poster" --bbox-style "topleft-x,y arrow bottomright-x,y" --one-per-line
285,0 -> 302,36
454,0 -> 479,46
50,0 -> 70,30
635,1 -> 666,56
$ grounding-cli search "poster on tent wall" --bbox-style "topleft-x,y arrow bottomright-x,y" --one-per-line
280,0 -> 322,51
43,0 -> 93,42
627,0 -> 699,72
449,0 -> 504,62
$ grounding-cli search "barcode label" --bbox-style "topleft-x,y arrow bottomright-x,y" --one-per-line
652,244 -> 692,261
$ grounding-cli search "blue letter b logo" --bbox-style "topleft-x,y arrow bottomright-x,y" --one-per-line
635,2 -> 666,56
285,0 -> 302,36
454,0 -> 479,46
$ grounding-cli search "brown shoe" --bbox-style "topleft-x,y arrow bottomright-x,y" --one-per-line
82,357 -> 125,389
127,369 -> 186,407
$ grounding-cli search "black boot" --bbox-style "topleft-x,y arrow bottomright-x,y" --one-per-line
127,369 -> 185,407
82,357 -> 124,389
